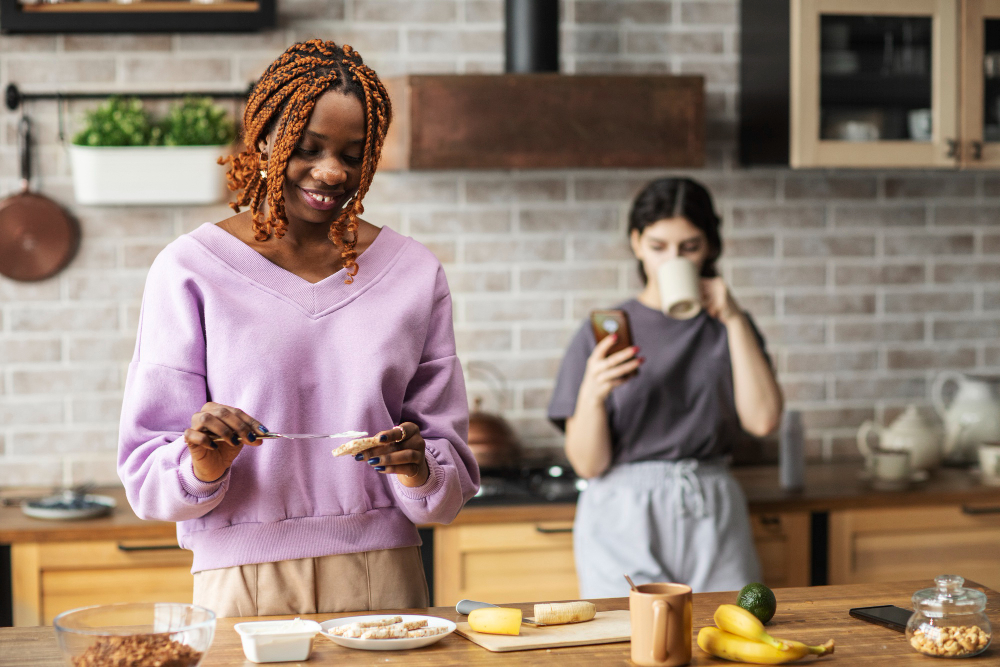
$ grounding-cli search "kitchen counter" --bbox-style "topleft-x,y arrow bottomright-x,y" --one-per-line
3,462 -> 998,542
2,579 -> 996,665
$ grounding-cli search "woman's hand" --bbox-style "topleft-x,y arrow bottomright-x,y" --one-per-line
577,334 -> 642,407
701,277 -> 742,325
358,422 -> 430,488
184,402 -> 268,482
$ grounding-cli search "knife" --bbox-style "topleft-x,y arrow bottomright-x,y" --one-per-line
211,430 -> 367,444
454,599 -> 551,627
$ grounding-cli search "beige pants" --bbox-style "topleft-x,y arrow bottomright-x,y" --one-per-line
192,546 -> 429,618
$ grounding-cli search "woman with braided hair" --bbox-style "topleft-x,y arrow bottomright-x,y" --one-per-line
118,40 -> 479,617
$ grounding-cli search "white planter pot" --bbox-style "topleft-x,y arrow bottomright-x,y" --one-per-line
68,144 -> 232,206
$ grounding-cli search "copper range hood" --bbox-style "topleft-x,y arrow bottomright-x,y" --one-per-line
381,0 -> 704,171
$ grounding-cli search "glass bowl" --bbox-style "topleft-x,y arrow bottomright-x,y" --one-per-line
53,602 -> 215,667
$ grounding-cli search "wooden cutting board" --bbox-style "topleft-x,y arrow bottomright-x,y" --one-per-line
455,610 -> 631,652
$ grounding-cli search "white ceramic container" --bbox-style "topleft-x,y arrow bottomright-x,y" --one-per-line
932,372 -> 1000,464
856,405 -> 942,472
233,619 -> 322,663
68,144 -> 231,205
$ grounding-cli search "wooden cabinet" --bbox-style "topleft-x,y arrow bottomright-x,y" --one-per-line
433,520 -> 578,607
751,511 -> 812,589
829,504 -> 1000,591
12,540 -> 193,626
743,0 -> 1000,168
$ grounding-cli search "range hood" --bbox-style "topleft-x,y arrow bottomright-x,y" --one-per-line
380,0 -> 704,171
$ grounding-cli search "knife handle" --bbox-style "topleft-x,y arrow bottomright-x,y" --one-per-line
456,599 -> 498,615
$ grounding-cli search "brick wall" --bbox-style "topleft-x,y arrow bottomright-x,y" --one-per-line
0,0 -> 989,487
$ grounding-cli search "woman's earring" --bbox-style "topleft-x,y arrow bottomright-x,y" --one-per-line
258,152 -> 268,180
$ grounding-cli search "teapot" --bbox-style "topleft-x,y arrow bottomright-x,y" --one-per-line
465,360 -> 522,471
932,372 -> 1000,464
857,405 -> 942,472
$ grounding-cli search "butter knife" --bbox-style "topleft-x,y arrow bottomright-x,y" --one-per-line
212,430 -> 367,444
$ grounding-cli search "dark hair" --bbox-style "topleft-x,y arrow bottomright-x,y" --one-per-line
220,39 -> 392,283
627,177 -> 722,283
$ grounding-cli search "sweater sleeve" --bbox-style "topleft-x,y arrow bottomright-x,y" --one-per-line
117,253 -> 229,522
389,266 -> 479,524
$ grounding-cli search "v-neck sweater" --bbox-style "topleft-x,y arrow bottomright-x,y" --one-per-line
118,223 -> 479,573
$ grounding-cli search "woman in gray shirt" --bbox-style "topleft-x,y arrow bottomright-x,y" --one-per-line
548,177 -> 783,596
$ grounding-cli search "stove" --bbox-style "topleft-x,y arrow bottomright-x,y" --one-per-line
467,464 -> 587,506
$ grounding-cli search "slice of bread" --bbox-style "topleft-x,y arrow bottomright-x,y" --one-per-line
332,435 -> 382,458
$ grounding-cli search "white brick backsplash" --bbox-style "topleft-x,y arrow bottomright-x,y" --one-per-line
7,0 -> 1000,484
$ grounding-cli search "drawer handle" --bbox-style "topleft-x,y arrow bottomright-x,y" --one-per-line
759,516 -> 781,526
117,544 -> 182,552
535,525 -> 573,534
961,505 -> 1000,515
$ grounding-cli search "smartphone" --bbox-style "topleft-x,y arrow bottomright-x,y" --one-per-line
848,605 -> 912,633
590,309 -> 633,356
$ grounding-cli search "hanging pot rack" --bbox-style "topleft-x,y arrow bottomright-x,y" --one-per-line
4,82 -> 255,112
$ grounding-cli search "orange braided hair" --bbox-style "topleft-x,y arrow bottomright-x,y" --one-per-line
220,39 -> 392,283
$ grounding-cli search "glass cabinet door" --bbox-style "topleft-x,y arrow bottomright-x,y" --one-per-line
960,0 -> 1000,168
791,0 -> 959,167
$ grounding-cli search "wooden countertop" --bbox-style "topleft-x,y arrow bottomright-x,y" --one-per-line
4,462 -> 1000,544
2,580 -> 996,665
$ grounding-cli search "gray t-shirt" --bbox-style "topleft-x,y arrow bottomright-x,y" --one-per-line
547,299 -> 768,465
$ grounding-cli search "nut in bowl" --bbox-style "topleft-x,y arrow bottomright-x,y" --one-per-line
320,614 -> 456,651
53,602 -> 215,667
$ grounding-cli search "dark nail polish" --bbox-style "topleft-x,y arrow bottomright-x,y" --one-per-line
258,425 -> 269,433
231,435 -> 240,445
373,466 -> 385,472
379,434 -> 388,443
354,453 -> 365,461
368,457 -> 380,465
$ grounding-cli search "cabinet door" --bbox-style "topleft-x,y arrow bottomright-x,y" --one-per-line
791,0 -> 959,167
829,505 -> 1000,591
750,512 -> 812,589
12,540 -> 193,626
960,0 -> 1000,167
434,522 -> 578,607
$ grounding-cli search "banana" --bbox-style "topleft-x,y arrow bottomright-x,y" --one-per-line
697,627 -> 835,664
714,604 -> 788,650
533,601 -> 596,625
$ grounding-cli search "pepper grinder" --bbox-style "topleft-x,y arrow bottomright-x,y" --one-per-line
780,410 -> 805,490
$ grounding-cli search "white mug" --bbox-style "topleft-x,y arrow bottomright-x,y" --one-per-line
871,449 -> 911,491
656,257 -> 702,320
978,443 -> 1000,486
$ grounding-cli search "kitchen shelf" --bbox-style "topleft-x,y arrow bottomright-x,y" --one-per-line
0,0 -> 275,33
820,73 -> 931,108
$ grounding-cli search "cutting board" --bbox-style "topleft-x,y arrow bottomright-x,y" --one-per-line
455,610 -> 631,652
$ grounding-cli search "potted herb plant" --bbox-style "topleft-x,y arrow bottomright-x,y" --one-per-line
68,96 -> 236,205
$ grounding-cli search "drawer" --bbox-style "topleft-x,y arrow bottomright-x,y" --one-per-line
42,566 -> 194,624
37,540 -> 191,570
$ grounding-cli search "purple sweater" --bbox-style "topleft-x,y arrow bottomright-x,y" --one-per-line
118,223 -> 479,573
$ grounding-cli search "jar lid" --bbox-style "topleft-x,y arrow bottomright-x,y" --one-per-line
912,575 -> 987,616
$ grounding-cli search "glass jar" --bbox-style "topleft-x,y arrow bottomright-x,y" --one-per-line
905,575 -> 992,658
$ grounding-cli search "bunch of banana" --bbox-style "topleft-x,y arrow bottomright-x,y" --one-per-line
697,604 -> 835,664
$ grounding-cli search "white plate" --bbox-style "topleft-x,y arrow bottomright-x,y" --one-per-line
20,494 -> 116,520
320,614 -> 456,651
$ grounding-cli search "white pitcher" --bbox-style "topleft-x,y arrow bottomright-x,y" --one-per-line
932,372 -> 1000,464
856,405 -> 941,472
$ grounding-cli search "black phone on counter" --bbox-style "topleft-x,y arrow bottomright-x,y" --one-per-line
848,605 -> 912,633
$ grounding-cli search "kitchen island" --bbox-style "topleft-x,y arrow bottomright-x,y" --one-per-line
1,579 -> 997,665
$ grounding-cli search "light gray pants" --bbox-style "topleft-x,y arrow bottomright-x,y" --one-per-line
574,459 -> 762,598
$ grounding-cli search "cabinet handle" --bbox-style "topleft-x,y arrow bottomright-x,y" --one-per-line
117,544 -> 182,552
946,139 -> 961,159
961,505 -> 1000,515
972,141 -> 984,161
535,525 -> 573,534
759,515 -> 781,526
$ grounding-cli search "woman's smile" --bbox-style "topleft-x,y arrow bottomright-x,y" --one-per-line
298,186 -> 347,211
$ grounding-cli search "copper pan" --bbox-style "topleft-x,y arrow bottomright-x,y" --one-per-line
0,116 -> 79,282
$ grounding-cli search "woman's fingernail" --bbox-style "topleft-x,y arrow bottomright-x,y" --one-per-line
354,453 -> 365,461
633,346 -> 640,353
248,433 -> 256,443
379,434 -> 388,443
258,425 -> 269,433
368,457 -> 381,465
609,334 -> 617,341
373,466 -> 385,472
231,435 -> 240,445
638,357 -> 646,363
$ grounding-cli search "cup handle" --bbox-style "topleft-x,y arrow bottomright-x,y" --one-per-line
652,599 -> 669,663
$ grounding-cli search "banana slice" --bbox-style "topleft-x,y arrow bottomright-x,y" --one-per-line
531,601 -> 596,626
